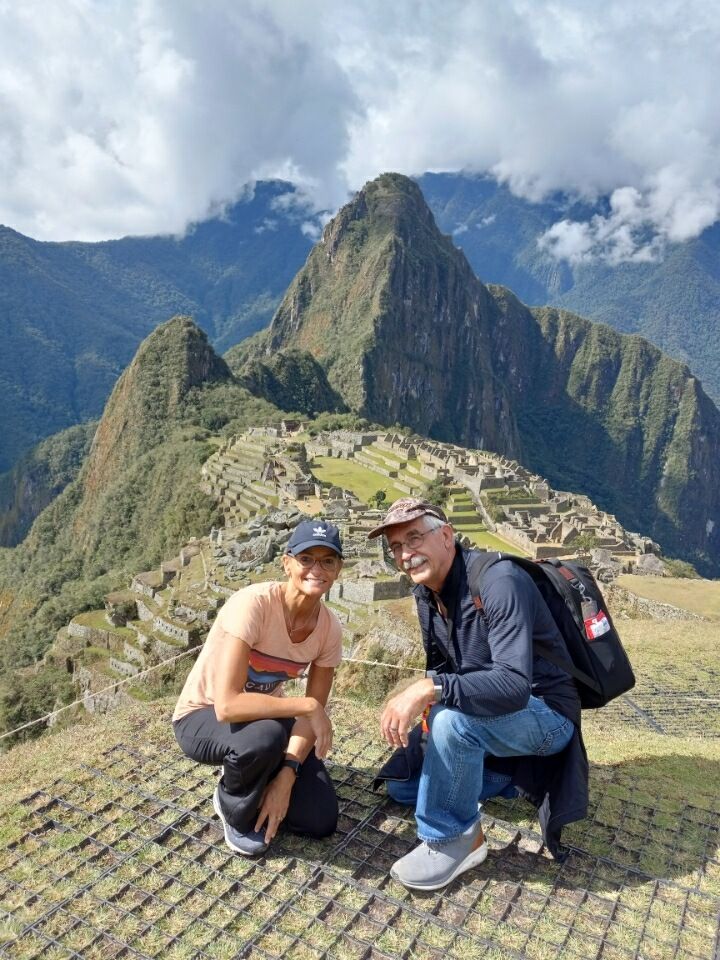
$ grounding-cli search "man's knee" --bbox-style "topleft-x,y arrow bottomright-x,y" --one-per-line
429,705 -> 475,751
387,777 -> 419,806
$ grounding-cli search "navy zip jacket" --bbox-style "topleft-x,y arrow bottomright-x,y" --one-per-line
378,545 -> 589,860
419,547 -> 582,725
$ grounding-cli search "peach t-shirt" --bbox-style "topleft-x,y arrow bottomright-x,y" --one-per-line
172,581 -> 343,722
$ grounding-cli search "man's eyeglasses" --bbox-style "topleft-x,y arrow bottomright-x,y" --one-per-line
387,527 -> 441,559
293,553 -> 340,571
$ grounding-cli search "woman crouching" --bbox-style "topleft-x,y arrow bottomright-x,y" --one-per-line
172,520 -> 343,855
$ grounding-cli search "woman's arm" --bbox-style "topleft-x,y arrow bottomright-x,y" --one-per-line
286,663 -> 336,761
255,662 -> 336,842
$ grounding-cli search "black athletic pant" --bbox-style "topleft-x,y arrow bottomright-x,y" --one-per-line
173,706 -> 338,837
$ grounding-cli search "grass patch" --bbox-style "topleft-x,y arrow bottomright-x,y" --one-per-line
616,618 -> 720,691
311,457 -> 407,505
618,574 -> 720,620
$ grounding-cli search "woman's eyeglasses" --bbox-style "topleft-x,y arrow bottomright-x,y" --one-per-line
293,554 -> 340,571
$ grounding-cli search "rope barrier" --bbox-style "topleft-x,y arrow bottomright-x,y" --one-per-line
3,635 -> 716,744
0,646 -> 199,743
0,648 -> 423,743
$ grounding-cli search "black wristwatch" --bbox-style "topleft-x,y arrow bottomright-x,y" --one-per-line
426,670 -> 443,703
282,758 -> 301,778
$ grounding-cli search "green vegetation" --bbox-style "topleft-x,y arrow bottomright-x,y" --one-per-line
0,421 -> 97,547
0,181 -> 313,474
423,477 -> 448,506
311,457 -> 407,505
306,412 -> 375,435
0,663 -> 74,743
663,557 -> 701,579
0,319 -> 287,739
572,531 -> 599,556
370,490 -> 387,509
233,348 -> 345,417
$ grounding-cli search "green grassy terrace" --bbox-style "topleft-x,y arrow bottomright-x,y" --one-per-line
617,575 -> 720,621
310,457 -> 408,505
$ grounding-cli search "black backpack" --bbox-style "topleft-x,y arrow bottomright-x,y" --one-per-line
465,551 -> 635,708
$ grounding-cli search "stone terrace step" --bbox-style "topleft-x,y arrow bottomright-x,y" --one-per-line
353,452 -> 398,479
364,445 -> 408,470
450,514 -> 482,527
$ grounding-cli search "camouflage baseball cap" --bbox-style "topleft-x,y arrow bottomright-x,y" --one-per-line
367,497 -> 448,539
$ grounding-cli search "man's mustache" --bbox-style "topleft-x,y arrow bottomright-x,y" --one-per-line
403,555 -> 427,571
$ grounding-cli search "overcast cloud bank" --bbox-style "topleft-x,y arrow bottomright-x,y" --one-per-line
1,0 -> 718,262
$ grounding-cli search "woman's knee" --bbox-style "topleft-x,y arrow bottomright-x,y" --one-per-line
286,789 -> 338,838
223,718 -> 289,777
233,718 -> 289,754
285,760 -> 338,837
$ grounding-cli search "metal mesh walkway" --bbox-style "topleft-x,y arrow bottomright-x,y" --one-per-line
2,721 -> 719,960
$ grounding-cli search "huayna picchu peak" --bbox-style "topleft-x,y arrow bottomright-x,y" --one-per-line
81,316 -> 232,509
250,173 -> 720,575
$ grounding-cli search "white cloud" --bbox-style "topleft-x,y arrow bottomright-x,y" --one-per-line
0,0 -> 719,259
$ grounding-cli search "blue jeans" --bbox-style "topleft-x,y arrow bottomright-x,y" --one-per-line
410,696 -> 574,842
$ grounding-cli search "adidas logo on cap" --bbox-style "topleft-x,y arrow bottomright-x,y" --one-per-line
313,526 -> 328,538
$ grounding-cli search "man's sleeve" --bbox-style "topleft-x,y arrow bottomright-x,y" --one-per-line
439,567 -> 535,716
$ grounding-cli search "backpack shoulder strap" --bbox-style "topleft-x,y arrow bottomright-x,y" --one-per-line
465,549 -> 602,695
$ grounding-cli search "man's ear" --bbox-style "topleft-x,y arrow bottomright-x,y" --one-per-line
441,524 -> 455,549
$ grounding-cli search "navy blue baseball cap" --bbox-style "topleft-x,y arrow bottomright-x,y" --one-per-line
286,520 -> 343,557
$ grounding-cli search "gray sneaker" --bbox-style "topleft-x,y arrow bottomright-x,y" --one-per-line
212,787 -> 269,857
390,821 -> 488,890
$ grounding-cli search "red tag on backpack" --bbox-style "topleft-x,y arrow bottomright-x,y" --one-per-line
585,610 -> 611,640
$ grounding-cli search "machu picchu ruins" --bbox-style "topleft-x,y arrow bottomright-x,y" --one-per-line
42,425 -> 664,724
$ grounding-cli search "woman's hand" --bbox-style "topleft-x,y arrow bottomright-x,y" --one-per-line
255,768 -> 294,843
308,700 -> 333,759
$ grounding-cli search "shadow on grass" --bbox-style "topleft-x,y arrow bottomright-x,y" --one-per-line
472,754 -> 720,894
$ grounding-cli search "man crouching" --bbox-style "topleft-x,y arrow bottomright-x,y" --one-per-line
369,498 -> 587,891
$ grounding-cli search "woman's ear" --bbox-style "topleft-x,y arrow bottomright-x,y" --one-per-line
281,553 -> 292,576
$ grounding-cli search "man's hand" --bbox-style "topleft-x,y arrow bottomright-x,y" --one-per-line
254,768 -> 294,843
380,677 -> 435,748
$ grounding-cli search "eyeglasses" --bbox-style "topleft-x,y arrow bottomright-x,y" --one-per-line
387,527 -> 441,558
293,553 -> 341,571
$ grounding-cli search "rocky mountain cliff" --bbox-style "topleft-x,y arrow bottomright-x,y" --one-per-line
420,172 -> 720,405
78,316 -> 231,540
253,174 -> 720,575
263,175 -> 521,457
